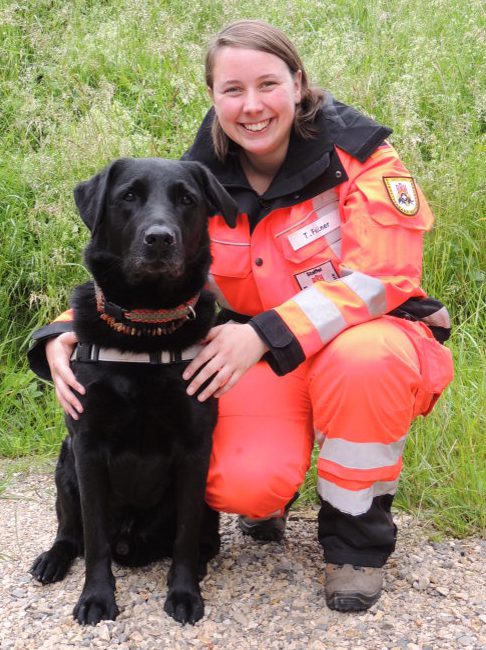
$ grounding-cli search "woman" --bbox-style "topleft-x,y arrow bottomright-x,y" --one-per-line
29,20 -> 454,612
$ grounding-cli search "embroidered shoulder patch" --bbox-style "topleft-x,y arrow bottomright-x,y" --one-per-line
383,177 -> 419,216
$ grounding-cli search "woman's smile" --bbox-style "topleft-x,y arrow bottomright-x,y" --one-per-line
240,118 -> 272,132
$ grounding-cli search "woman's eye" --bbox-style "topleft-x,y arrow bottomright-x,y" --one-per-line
123,191 -> 136,202
224,86 -> 241,95
181,194 -> 194,205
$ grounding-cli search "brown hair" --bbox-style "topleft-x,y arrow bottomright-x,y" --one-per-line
205,20 -> 325,160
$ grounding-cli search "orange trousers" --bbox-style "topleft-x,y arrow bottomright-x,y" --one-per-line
205,316 -> 453,519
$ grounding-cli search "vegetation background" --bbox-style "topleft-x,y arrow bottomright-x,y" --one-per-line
0,0 -> 484,536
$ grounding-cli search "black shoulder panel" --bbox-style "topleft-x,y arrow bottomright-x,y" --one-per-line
320,94 -> 393,163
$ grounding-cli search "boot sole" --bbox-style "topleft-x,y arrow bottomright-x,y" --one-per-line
326,590 -> 381,612
238,519 -> 285,542
237,493 -> 298,543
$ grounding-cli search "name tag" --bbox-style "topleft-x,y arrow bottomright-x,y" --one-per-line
295,262 -> 339,289
288,209 -> 340,251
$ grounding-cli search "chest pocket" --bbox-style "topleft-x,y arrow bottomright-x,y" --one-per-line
275,190 -> 342,265
209,238 -> 252,279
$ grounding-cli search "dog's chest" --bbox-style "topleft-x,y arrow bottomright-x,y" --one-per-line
69,363 -> 216,510
107,452 -> 174,508
71,362 -> 216,452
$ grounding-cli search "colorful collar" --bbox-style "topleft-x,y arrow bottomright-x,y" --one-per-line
94,284 -> 199,336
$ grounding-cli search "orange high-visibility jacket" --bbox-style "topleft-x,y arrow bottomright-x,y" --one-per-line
183,99 -> 449,376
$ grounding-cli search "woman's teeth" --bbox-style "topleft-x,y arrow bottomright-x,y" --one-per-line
242,119 -> 271,132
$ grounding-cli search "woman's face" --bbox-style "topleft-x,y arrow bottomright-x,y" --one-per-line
209,46 -> 302,166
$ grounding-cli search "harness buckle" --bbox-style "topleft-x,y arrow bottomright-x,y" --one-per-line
74,343 -> 98,362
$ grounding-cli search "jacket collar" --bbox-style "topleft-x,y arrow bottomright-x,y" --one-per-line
319,95 -> 393,163
183,106 -> 333,198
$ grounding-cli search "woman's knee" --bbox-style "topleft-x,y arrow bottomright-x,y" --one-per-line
205,419 -> 312,518
325,319 -> 420,380
205,362 -> 313,518
308,318 -> 422,443
206,461 -> 302,518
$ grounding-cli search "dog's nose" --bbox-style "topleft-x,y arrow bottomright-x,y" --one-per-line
144,225 -> 177,249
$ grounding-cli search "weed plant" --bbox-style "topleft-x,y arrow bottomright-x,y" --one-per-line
0,0 -> 484,536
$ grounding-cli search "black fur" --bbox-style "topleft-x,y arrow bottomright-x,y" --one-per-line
30,158 -> 237,626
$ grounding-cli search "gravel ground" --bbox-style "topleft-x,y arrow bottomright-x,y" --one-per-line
0,461 -> 485,650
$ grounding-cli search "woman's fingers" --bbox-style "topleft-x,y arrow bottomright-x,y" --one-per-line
189,363 -> 233,402
213,371 -> 240,399
183,325 -> 224,381
185,353 -> 225,398
46,332 -> 85,417
54,376 -> 83,420
183,323 -> 268,402
52,355 -> 85,396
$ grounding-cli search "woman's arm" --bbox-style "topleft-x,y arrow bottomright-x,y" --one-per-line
28,310 -> 84,418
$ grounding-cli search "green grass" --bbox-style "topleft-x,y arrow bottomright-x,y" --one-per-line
0,0 -> 484,537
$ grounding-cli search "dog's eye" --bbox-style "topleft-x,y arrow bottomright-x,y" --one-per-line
181,194 -> 194,206
123,191 -> 136,202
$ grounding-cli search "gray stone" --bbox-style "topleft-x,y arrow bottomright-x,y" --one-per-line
0,467 -> 485,650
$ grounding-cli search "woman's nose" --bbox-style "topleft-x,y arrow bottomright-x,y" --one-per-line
243,88 -> 263,113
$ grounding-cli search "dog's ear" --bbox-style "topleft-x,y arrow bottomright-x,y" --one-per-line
190,162 -> 238,228
73,159 -> 125,235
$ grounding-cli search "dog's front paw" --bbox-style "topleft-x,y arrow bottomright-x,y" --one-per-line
30,546 -> 74,584
73,589 -> 119,625
164,588 -> 204,625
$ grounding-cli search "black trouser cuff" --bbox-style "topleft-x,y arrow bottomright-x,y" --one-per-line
318,495 -> 397,568
324,548 -> 389,568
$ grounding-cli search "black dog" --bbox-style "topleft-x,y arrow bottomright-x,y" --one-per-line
30,158 -> 237,625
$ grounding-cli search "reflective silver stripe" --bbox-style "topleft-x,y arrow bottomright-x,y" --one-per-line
324,228 -> 341,248
319,434 -> 408,470
422,306 -> 451,329
71,344 -> 203,364
340,268 -> 387,317
329,239 -> 341,257
293,285 -> 347,344
312,188 -> 339,213
318,477 -> 399,516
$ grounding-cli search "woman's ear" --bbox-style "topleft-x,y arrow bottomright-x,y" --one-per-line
207,86 -> 214,102
294,70 -> 302,104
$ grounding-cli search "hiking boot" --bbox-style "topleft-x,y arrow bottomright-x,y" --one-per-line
238,514 -> 287,542
238,493 -> 299,543
325,563 -> 383,612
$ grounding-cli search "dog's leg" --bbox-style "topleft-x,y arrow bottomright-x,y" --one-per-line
31,439 -> 83,584
164,457 -> 210,625
197,505 -> 220,580
72,440 -> 119,626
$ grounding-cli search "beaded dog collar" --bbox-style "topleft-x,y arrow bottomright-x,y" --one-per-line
94,284 -> 199,336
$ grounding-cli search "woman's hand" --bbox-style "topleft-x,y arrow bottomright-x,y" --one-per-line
46,331 -> 85,419
183,323 -> 268,402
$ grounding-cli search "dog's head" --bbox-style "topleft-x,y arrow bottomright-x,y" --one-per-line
74,158 -> 237,283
